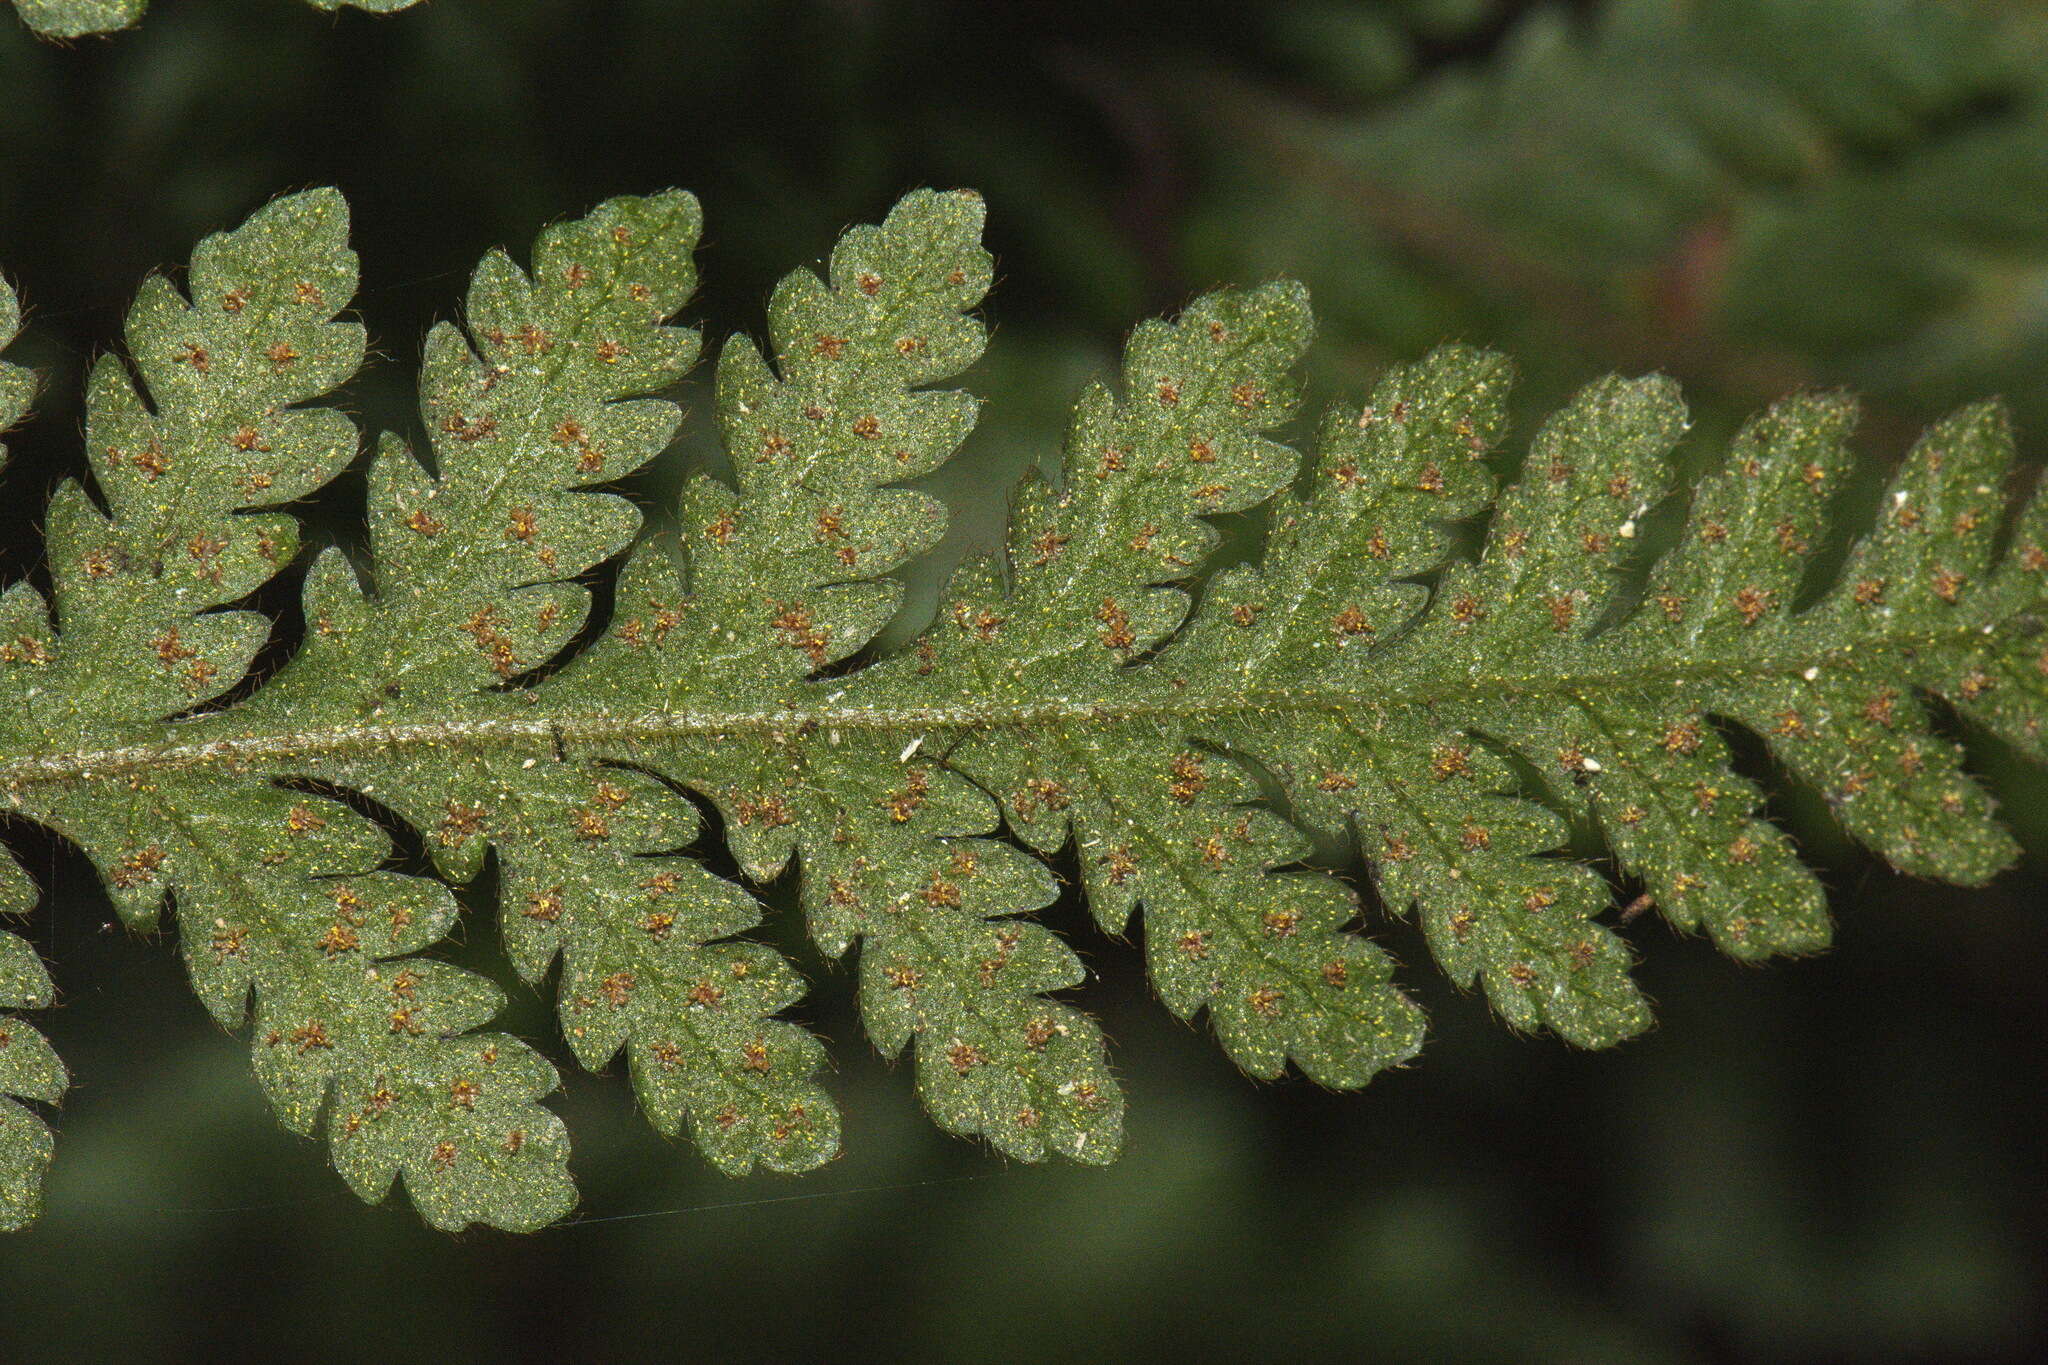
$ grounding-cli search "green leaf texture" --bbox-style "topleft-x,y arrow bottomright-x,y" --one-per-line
1,282 -> 66,1233
9,0 -> 416,38
1,188 -> 2043,1231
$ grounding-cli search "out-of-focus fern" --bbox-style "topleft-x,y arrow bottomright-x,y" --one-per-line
8,0 -> 416,39
1191,0 -> 2048,427
0,187 -> 2042,1231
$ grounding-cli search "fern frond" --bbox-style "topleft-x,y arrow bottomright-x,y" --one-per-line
1188,0 -> 2048,425
0,188 -> 2041,1232
577,189 -> 1127,1163
0,280 -> 66,1233
9,0 -> 416,39
237,189 -> 845,1178
913,283 -> 1429,1087
1,192 -> 574,1232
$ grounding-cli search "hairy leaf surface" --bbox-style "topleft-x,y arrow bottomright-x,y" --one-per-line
0,188 -> 2042,1231
0,282 -> 66,1232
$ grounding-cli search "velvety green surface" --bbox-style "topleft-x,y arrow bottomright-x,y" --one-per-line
1,180 -> 2043,1233
0,0 -> 2043,1357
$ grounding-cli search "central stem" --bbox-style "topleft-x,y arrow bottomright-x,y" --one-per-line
0,622 -> 1978,787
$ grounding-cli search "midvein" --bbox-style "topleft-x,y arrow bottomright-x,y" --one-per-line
0,623 -> 1998,787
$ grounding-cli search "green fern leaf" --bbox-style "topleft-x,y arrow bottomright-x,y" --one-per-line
9,0 -> 141,36
576,189 -> 1126,1163
230,188 -> 845,1178
9,0 -> 416,38
1,191 -> 574,1232
0,187 -> 2042,1232
0,909 -> 65,1234
911,283 -> 1428,1088
1,282 -> 66,1233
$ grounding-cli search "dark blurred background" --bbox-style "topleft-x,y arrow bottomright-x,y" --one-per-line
2,0 -> 2045,1359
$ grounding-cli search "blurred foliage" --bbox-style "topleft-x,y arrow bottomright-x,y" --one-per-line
1191,0 -> 2048,434
0,0 -> 2042,1359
